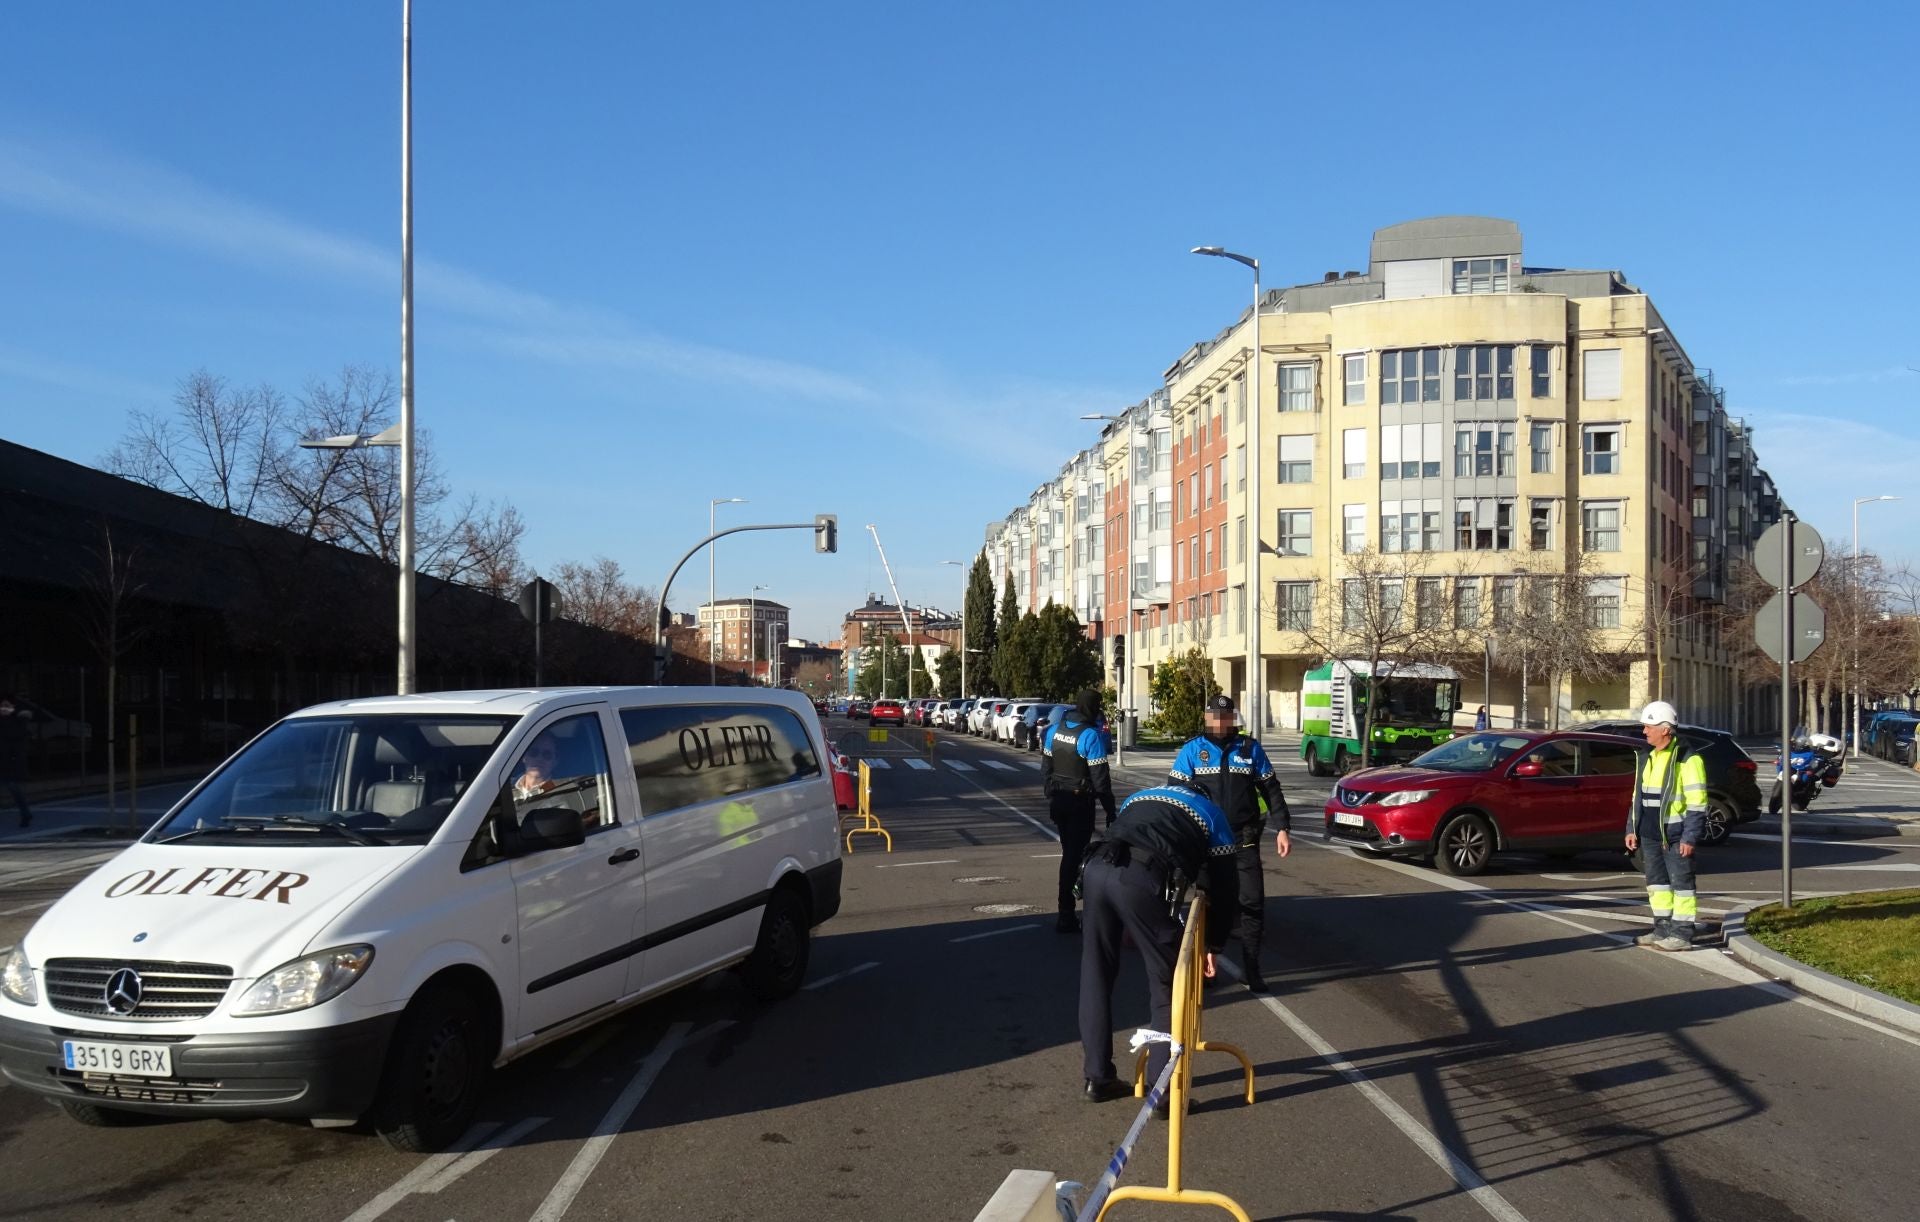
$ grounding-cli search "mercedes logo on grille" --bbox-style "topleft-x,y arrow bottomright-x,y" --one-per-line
104,968 -> 144,1016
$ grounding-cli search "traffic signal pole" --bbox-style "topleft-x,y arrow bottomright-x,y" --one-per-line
654,518 -> 837,683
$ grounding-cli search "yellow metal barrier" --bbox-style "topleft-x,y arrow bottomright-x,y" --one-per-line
1101,894 -> 1253,1221
841,760 -> 892,852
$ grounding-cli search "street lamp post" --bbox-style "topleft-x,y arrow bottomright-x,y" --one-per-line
1193,246 -> 1263,740
1852,495 -> 1899,757
396,0 -> 416,694
299,423 -> 409,690
750,583 -> 770,686
709,497 -> 747,684
942,560 -> 967,699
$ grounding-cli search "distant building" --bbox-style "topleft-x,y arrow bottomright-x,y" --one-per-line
698,597 -> 789,664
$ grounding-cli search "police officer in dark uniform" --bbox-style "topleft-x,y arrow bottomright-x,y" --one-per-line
1042,688 -> 1117,933
1168,694 -> 1291,992
1078,780 -> 1237,1103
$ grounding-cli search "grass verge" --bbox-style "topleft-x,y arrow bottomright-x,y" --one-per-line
1746,888 -> 1920,1005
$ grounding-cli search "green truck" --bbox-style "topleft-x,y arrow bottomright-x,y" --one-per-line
1301,659 -> 1461,776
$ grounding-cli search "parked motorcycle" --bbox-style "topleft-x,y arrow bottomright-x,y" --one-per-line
1769,732 -> 1844,814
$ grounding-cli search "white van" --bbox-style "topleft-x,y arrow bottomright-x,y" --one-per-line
0,687 -> 841,1151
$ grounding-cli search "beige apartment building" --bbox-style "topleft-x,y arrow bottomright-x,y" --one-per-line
984,217 -> 1783,736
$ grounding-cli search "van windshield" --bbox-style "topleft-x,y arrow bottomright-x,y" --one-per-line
149,715 -> 516,846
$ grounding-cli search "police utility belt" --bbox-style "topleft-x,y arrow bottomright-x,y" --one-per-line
1080,840 -> 1193,919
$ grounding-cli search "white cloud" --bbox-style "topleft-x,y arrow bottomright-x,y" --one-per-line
1738,408 -> 1920,563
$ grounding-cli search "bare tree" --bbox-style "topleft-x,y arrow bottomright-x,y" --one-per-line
550,557 -> 657,640
1506,553 -> 1621,729
103,370 -> 285,519
1281,548 -> 1469,767
78,522 -> 147,831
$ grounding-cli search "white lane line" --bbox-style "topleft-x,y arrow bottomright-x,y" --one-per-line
1031,853 -> 1063,859
875,858 -> 960,869
529,1021 -> 692,1222
0,852 -> 120,889
0,899 -> 53,917
947,769 -> 1058,841
1809,862 -> 1920,872
950,923 -> 1040,943
1024,761 -> 1043,771
1217,957 -> 1531,1222
945,760 -> 977,772
342,1122 -> 503,1222
418,1115 -> 551,1193
803,961 -> 880,991
1735,832 -> 1920,848
862,758 -> 892,770
980,760 -> 1018,771
903,758 -> 934,771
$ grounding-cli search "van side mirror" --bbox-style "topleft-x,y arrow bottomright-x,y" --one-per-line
1511,760 -> 1544,778
515,806 -> 586,853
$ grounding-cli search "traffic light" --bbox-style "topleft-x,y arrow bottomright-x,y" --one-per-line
815,513 -> 838,554
1112,633 -> 1126,673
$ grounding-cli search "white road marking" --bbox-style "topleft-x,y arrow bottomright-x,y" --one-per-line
342,1122 -> 503,1222
0,852 -> 119,889
529,1021 -> 691,1222
875,858 -> 960,868
418,1116 -> 551,1194
944,760 -> 977,772
1538,873 -> 1641,882
1024,760 -> 1042,770
0,899 -> 53,917
802,961 -> 880,991
947,770 -> 1058,841
981,760 -> 1018,771
903,757 -> 934,770
862,758 -> 891,770
1809,862 -> 1920,872
950,923 -> 1040,943
1734,832 -> 1920,848
1030,853 -> 1063,859
1218,958 -> 1532,1222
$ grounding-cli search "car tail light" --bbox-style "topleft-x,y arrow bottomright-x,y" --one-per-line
1734,759 -> 1757,772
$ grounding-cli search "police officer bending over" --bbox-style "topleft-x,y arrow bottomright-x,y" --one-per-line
1079,779 -> 1237,1104
1169,694 -> 1292,993
1043,688 -> 1118,933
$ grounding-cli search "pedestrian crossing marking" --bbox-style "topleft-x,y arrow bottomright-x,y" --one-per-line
863,757 -> 891,770
945,760 -> 976,772
903,758 -> 933,771
1024,761 -> 1042,770
980,760 -> 1017,771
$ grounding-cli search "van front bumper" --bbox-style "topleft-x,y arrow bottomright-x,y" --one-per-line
0,1011 -> 400,1121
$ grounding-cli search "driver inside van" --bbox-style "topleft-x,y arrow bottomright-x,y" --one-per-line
512,728 -> 602,829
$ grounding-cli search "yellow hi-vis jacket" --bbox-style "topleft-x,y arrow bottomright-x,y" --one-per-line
1625,739 -> 1710,847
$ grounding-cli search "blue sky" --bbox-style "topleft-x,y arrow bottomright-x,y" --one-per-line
3,2 -> 1916,638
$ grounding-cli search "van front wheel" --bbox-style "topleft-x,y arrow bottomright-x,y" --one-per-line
742,887 -> 811,1001
373,985 -> 489,1153
58,1100 -> 140,1127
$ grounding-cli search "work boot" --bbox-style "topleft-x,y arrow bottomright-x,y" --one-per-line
1633,931 -> 1661,947
1652,935 -> 1694,952
1083,1078 -> 1130,1104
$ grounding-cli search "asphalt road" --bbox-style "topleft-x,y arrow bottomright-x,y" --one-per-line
0,721 -> 1916,1220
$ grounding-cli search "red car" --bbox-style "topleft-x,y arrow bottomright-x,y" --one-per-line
1323,730 -> 1640,876
830,748 -> 858,811
870,699 -> 906,727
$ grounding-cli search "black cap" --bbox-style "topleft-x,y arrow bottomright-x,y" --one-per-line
1206,694 -> 1236,713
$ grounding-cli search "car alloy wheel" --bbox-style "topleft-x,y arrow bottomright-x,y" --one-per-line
1435,813 -> 1494,876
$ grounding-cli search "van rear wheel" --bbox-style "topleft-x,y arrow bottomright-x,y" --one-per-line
373,985 -> 489,1153
742,886 -> 811,1000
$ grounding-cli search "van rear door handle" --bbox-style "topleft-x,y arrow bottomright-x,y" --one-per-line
607,848 -> 640,865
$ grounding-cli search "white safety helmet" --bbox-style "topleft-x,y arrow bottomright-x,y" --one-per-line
1639,700 -> 1680,728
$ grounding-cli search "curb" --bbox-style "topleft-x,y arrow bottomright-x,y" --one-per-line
1747,817 -> 1919,839
972,1169 -> 1059,1222
1723,910 -> 1920,1037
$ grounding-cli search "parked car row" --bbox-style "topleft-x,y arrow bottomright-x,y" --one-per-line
1864,710 -> 1919,765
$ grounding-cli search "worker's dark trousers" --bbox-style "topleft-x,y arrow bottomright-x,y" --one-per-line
1234,836 -> 1264,970
1049,792 -> 1097,916
1078,856 -> 1180,1086
1639,812 -> 1698,942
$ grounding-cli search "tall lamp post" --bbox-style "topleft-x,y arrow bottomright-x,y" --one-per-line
942,559 -> 967,698
299,423 -> 410,690
749,583 -> 770,686
708,496 -> 747,684
1853,494 -> 1899,757
1193,246 -> 1263,739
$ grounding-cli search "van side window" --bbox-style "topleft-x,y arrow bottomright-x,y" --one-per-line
620,704 -> 822,817
509,712 -> 617,832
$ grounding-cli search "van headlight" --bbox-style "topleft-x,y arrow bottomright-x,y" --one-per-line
232,946 -> 374,1017
1,946 -> 36,1005
1379,789 -> 1436,807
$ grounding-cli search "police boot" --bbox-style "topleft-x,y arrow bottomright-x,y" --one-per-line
1241,944 -> 1269,994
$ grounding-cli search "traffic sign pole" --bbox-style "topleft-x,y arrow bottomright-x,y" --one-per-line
1780,514 -> 1794,909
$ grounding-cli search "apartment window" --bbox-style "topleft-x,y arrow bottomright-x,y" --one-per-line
1152,429 -> 1171,472
1189,537 -> 1200,577
1234,444 -> 1246,492
1491,575 -> 1518,625
1381,502 -> 1402,553
1692,493 -> 1709,519
1277,581 -> 1314,630
1583,501 -> 1621,551
1417,577 -> 1445,629
1343,354 -> 1366,405
1381,348 -> 1441,404
1277,509 -> 1313,556
1219,460 -> 1229,503
1277,434 -> 1314,483
1234,374 -> 1246,425
1453,578 -> 1481,628
1582,425 -> 1621,475
1454,424 -> 1515,477
1233,584 -> 1246,631
1454,345 -> 1515,401
1342,428 -> 1366,479
1587,577 -> 1624,628
1381,422 -> 1443,480
1203,530 -> 1213,573
1583,348 -> 1623,400
1529,499 -> 1554,550
1454,497 -> 1514,550
1279,363 -> 1315,412
1152,494 -> 1172,531
1342,503 -> 1366,553
1379,579 -> 1405,628
1234,515 -> 1246,564
1530,423 -> 1553,473
1451,257 -> 1509,294
1342,579 -> 1365,629
1380,500 -> 1441,553
1204,464 -> 1214,506
1190,477 -> 1201,514
1531,346 -> 1552,397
